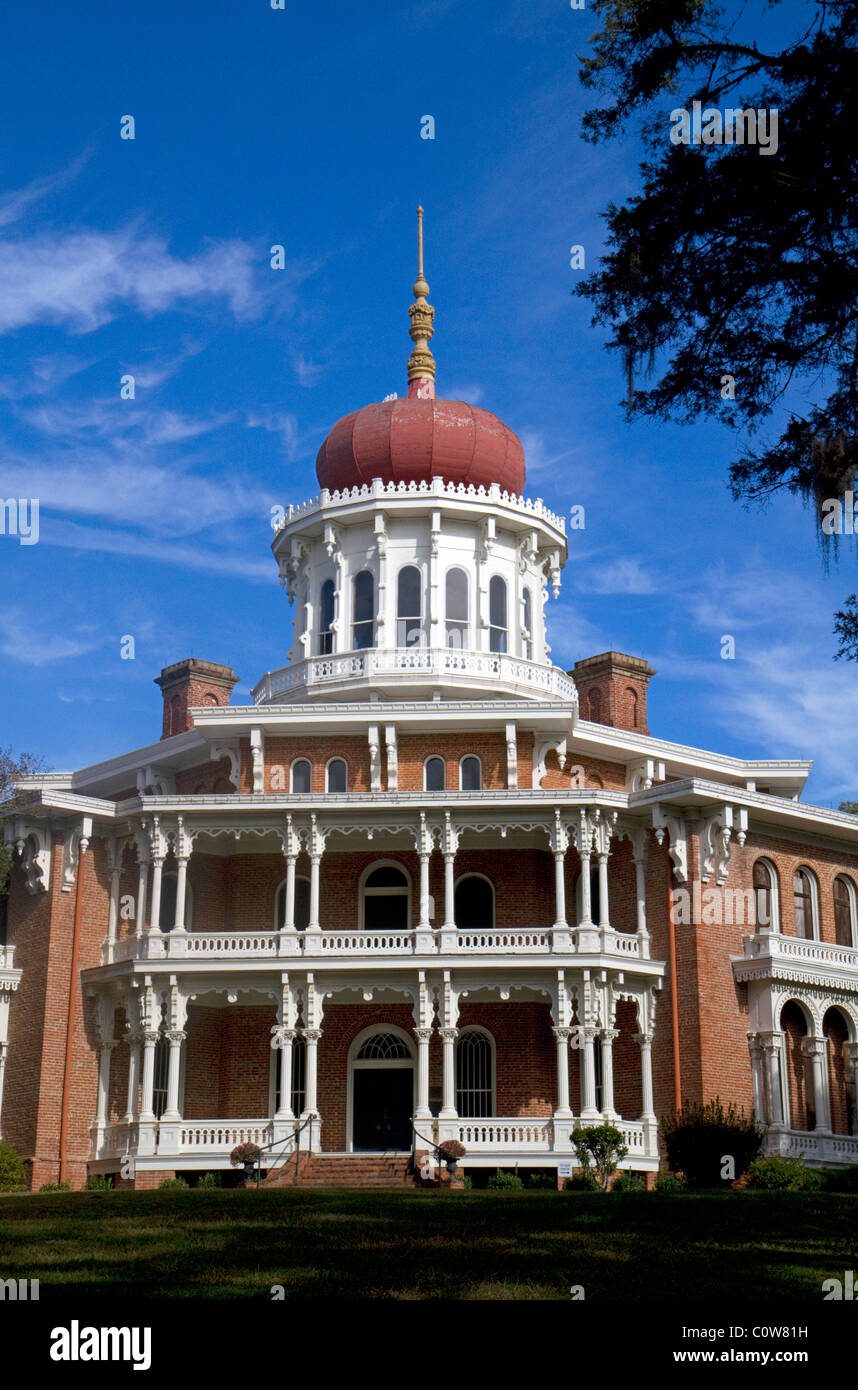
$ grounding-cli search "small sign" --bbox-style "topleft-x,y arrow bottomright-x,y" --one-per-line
557,1161 -> 573,1177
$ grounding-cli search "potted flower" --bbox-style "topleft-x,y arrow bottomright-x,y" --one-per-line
436,1139 -> 466,1176
230,1141 -> 262,1180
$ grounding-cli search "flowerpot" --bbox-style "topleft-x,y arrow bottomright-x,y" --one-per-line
446,1160 -> 458,1176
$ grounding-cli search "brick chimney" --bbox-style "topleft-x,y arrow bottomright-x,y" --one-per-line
154,659 -> 240,739
570,651 -> 656,735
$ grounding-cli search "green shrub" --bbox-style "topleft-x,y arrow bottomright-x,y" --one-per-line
661,1097 -> 764,1188
526,1171 -> 557,1190
486,1168 -> 525,1190
0,1144 -> 26,1192
655,1171 -> 687,1194
195,1171 -> 222,1189
83,1174 -> 113,1192
612,1171 -> 644,1193
461,1175 -> 473,1191
159,1176 -> 189,1190
821,1165 -> 858,1193
747,1157 -> 826,1191
572,1123 -> 628,1190
38,1181 -> 72,1193
565,1170 -> 600,1192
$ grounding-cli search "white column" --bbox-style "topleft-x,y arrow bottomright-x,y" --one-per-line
283,854 -> 297,929
308,854 -> 321,931
439,1027 -> 459,1119
635,1031 -> 656,1121
415,1027 -> 433,1121
600,1028 -> 618,1120
96,1041 -> 115,1128
761,1035 -> 784,1127
173,855 -> 189,931
149,854 -> 164,934
579,851 -> 592,924
135,855 -> 149,941
553,851 -> 567,928
162,1029 -> 185,1121
139,1031 -> 158,1121
553,1026 -> 572,1120
748,1034 -> 765,1123
124,1035 -> 141,1124
275,1029 -> 295,1120
302,1028 -> 322,1115
597,853 -> 610,930
805,1036 -> 830,1133
630,830 -> 651,958
443,854 -> 455,928
580,1027 -> 600,1119
419,852 -> 431,928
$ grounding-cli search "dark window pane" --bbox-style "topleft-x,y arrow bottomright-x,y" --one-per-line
455,875 -> 493,928
366,866 -> 408,888
425,757 -> 445,792
292,760 -> 311,794
294,877 -> 310,932
327,759 -> 347,793
460,756 -> 481,791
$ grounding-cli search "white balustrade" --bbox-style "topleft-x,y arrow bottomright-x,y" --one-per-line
457,1118 -> 552,1149
252,647 -> 578,705
178,1121 -> 274,1153
454,929 -> 551,953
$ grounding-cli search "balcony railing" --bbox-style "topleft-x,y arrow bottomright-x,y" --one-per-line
737,931 -> 858,978
764,1128 -> 858,1165
252,647 -> 578,705
106,924 -> 647,964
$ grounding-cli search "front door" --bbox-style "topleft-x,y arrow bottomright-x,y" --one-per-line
353,1069 -> 413,1151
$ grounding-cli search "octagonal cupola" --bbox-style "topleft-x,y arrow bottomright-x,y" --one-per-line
254,210 -> 572,707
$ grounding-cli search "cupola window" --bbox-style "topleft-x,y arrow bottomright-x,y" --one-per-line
489,575 -> 507,653
445,568 -> 469,649
397,565 -> 424,648
319,579 -> 335,655
353,571 -> 375,650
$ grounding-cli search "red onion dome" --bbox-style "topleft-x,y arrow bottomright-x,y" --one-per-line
315,390 -> 526,495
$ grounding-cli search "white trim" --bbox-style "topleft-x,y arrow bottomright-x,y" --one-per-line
347,1024 -> 416,1153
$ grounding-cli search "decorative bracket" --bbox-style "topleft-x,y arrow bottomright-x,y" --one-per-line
652,805 -> 688,885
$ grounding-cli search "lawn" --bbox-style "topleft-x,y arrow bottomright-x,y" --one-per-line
0,1188 -> 852,1300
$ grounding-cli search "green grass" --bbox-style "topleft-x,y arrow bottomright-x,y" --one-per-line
0,1188 -> 852,1300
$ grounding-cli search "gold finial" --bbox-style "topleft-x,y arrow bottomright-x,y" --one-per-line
408,204 -> 435,388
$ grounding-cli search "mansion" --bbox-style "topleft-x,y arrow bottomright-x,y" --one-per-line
2,216 -> 858,1189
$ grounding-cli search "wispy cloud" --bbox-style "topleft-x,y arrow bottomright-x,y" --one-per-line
0,226 -> 269,334
0,155 -> 89,230
578,557 -> 658,595
0,609 -> 103,666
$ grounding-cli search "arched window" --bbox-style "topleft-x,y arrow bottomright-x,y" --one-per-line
319,579 -> 335,655
424,756 -> 446,792
152,1035 -> 169,1119
522,588 -> 533,660
753,858 -> 777,931
275,876 -> 311,931
488,575 -> 507,653
361,864 -> 410,931
793,868 -> 817,940
353,570 -> 375,650
327,758 -> 347,793
834,876 -> 857,947
291,759 -> 311,794
158,873 -> 193,932
456,1030 -> 494,1117
397,565 -> 424,648
357,1032 -> 412,1060
460,756 -> 482,791
454,874 -> 494,929
446,568 -> 469,648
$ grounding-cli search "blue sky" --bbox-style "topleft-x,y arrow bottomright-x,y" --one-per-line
1,0 -> 856,806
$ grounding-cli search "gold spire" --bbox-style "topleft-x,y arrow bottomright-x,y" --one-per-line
407,205 -> 436,387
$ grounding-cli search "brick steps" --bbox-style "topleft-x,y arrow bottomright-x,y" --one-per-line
263,1153 -> 417,1189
